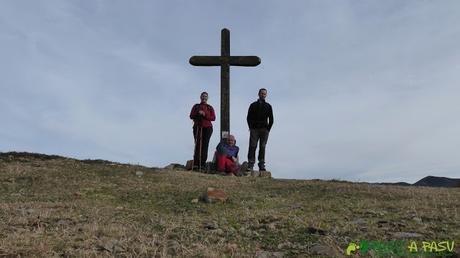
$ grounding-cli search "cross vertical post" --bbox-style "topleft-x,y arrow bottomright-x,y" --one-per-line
221,29 -> 230,139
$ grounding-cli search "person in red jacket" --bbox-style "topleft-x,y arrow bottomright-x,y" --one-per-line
190,92 -> 216,169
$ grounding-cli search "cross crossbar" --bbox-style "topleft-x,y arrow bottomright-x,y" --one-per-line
190,56 -> 261,66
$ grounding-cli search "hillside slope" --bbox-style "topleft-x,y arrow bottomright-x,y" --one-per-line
0,152 -> 459,257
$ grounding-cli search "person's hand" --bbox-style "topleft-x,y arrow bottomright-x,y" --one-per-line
198,110 -> 205,116
232,157 -> 237,162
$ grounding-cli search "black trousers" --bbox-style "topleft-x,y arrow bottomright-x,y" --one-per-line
193,126 -> 213,167
247,128 -> 270,169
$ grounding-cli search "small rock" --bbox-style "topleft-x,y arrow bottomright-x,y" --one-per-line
191,198 -> 199,204
228,226 -> 236,233
350,218 -> 367,225
392,232 -> 423,239
164,163 -> 186,170
164,164 -> 175,170
306,226 -> 327,235
115,206 -> 124,210
260,215 -> 281,224
376,220 -> 389,228
396,222 -> 407,228
289,203 -> 303,210
255,250 -> 284,258
167,240 -> 181,255
277,242 -> 293,249
412,217 -> 422,223
215,228 -> 224,236
203,221 -> 219,230
99,239 -> 125,253
135,171 -> 144,177
364,210 -> 386,217
260,171 -> 272,178
267,223 -> 276,230
359,226 -> 368,231
24,208 -> 35,215
250,218 -> 261,229
185,160 -> 194,170
310,245 -> 336,257
227,243 -> 238,252
56,219 -> 73,227
202,187 -> 227,203
239,227 -> 250,236
73,192 -> 82,198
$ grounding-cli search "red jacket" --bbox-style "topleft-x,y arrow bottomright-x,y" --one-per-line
190,103 -> 216,128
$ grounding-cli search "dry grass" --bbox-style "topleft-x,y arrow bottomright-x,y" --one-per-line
0,153 -> 459,257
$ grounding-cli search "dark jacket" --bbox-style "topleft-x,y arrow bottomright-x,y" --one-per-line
247,99 -> 274,131
190,103 -> 216,128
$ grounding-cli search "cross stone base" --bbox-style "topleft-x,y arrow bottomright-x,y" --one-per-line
250,170 -> 272,178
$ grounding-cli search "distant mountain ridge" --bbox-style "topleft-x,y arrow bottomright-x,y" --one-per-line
377,176 -> 460,188
1,152 -> 458,187
413,176 -> 460,188
375,182 -> 412,187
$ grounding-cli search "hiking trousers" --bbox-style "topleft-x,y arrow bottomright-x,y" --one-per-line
247,128 -> 269,169
193,126 -> 213,167
216,154 -> 238,175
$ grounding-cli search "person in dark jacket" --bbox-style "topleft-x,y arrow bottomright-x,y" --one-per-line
246,88 -> 273,171
190,92 -> 216,169
215,135 -> 239,175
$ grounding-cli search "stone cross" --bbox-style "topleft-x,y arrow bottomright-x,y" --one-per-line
190,28 -> 261,141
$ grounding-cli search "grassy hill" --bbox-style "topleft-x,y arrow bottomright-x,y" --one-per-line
0,152 -> 459,257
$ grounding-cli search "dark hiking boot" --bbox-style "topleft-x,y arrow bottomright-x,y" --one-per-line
246,161 -> 254,171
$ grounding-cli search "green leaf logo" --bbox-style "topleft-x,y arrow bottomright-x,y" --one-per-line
346,242 -> 360,255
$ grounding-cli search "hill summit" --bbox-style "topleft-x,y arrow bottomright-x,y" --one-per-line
0,151 -> 459,257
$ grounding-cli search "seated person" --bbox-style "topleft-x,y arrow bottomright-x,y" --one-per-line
215,135 -> 239,175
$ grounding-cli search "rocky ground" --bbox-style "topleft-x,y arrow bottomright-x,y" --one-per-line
0,152 -> 459,257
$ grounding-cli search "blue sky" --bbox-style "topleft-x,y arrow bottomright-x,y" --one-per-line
1,1 -> 459,183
